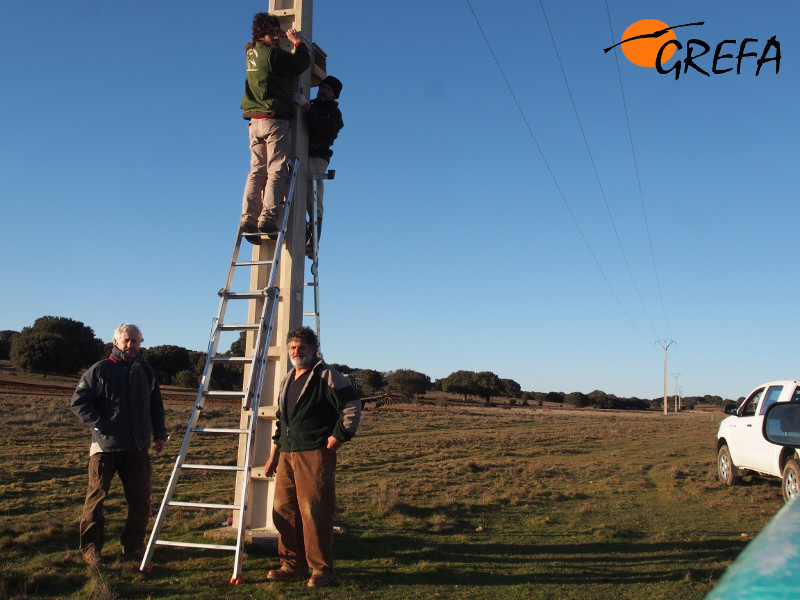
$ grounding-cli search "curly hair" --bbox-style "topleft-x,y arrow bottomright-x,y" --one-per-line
286,326 -> 319,351
250,12 -> 281,47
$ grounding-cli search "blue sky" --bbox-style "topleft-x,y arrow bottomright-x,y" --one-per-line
1,1 -> 796,400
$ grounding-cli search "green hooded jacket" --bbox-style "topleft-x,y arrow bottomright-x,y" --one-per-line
241,40 -> 310,120
273,360 -> 362,452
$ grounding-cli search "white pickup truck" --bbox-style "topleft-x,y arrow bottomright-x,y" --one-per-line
716,379 -> 800,502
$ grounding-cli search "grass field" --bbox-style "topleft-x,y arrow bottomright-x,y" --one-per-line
0,382 -> 784,600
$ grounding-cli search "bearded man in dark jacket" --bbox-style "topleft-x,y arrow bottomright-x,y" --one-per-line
70,323 -> 167,566
264,327 -> 360,588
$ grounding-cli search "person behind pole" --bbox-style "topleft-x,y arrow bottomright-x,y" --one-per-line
240,12 -> 311,241
70,323 -> 168,566
264,326 -> 361,588
291,76 -> 344,255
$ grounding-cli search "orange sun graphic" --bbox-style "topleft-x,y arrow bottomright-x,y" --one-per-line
621,19 -> 677,67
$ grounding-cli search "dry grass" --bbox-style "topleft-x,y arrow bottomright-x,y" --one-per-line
0,391 -> 784,599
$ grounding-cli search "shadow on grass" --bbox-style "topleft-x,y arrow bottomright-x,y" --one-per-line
336,530 -> 747,587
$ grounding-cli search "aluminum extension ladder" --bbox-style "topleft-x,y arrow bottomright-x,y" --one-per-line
302,169 -> 330,351
140,159 -> 300,584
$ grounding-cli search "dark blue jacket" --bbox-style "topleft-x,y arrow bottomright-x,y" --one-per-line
71,350 -> 167,452
306,98 -> 343,160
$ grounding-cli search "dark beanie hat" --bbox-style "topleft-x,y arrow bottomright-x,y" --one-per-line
321,76 -> 342,99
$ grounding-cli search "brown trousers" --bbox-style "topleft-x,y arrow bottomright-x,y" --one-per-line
273,448 -> 337,574
240,118 -> 291,225
79,450 -> 152,553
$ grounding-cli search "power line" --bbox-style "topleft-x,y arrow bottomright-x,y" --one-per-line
536,0 -> 659,340
464,0 -> 651,344
603,0 -> 672,337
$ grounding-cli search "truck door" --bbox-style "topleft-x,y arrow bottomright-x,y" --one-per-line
741,385 -> 785,473
726,387 -> 764,469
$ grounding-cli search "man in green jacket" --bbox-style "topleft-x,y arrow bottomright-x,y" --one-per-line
264,327 -> 361,588
240,12 -> 310,239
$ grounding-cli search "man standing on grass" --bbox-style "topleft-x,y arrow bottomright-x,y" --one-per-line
70,323 -> 167,567
264,327 -> 361,588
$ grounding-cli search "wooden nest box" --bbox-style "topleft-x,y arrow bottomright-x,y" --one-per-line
311,43 -> 327,87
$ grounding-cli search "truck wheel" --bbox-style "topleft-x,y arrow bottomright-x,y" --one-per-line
782,458 -> 800,502
718,444 -> 741,486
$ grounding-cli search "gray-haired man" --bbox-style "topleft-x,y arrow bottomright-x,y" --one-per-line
71,323 -> 168,566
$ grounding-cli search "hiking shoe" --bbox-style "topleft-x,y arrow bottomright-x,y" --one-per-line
257,219 -> 280,237
240,221 -> 261,244
81,548 -> 102,567
267,566 -> 308,582
308,571 -> 339,588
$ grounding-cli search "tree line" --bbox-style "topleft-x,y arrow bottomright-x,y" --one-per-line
1,316 -> 736,409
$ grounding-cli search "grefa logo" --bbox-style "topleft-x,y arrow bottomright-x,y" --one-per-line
604,19 -> 781,80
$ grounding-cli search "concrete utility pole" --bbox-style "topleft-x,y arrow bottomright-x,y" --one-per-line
656,339 -> 675,415
672,372 -> 681,413
234,0 -> 328,543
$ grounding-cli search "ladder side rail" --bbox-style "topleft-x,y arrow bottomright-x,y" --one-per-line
222,232 -> 246,296
196,317 -> 226,400
231,157 -> 299,583
240,316 -> 267,412
246,291 -> 278,412
311,178 -> 321,348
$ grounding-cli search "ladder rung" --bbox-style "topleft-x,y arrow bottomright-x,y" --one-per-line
218,323 -> 260,331
210,356 -> 252,363
221,291 -> 268,299
189,427 -> 248,434
239,231 -> 277,239
302,312 -> 318,317
168,500 -> 240,510
233,260 -> 274,267
203,390 -> 246,399
155,539 -> 237,552
180,463 -> 245,471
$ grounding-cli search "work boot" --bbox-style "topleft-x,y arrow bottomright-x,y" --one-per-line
307,570 -> 339,588
267,565 -> 308,582
258,219 -> 279,234
240,220 -> 260,244
81,546 -> 102,567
